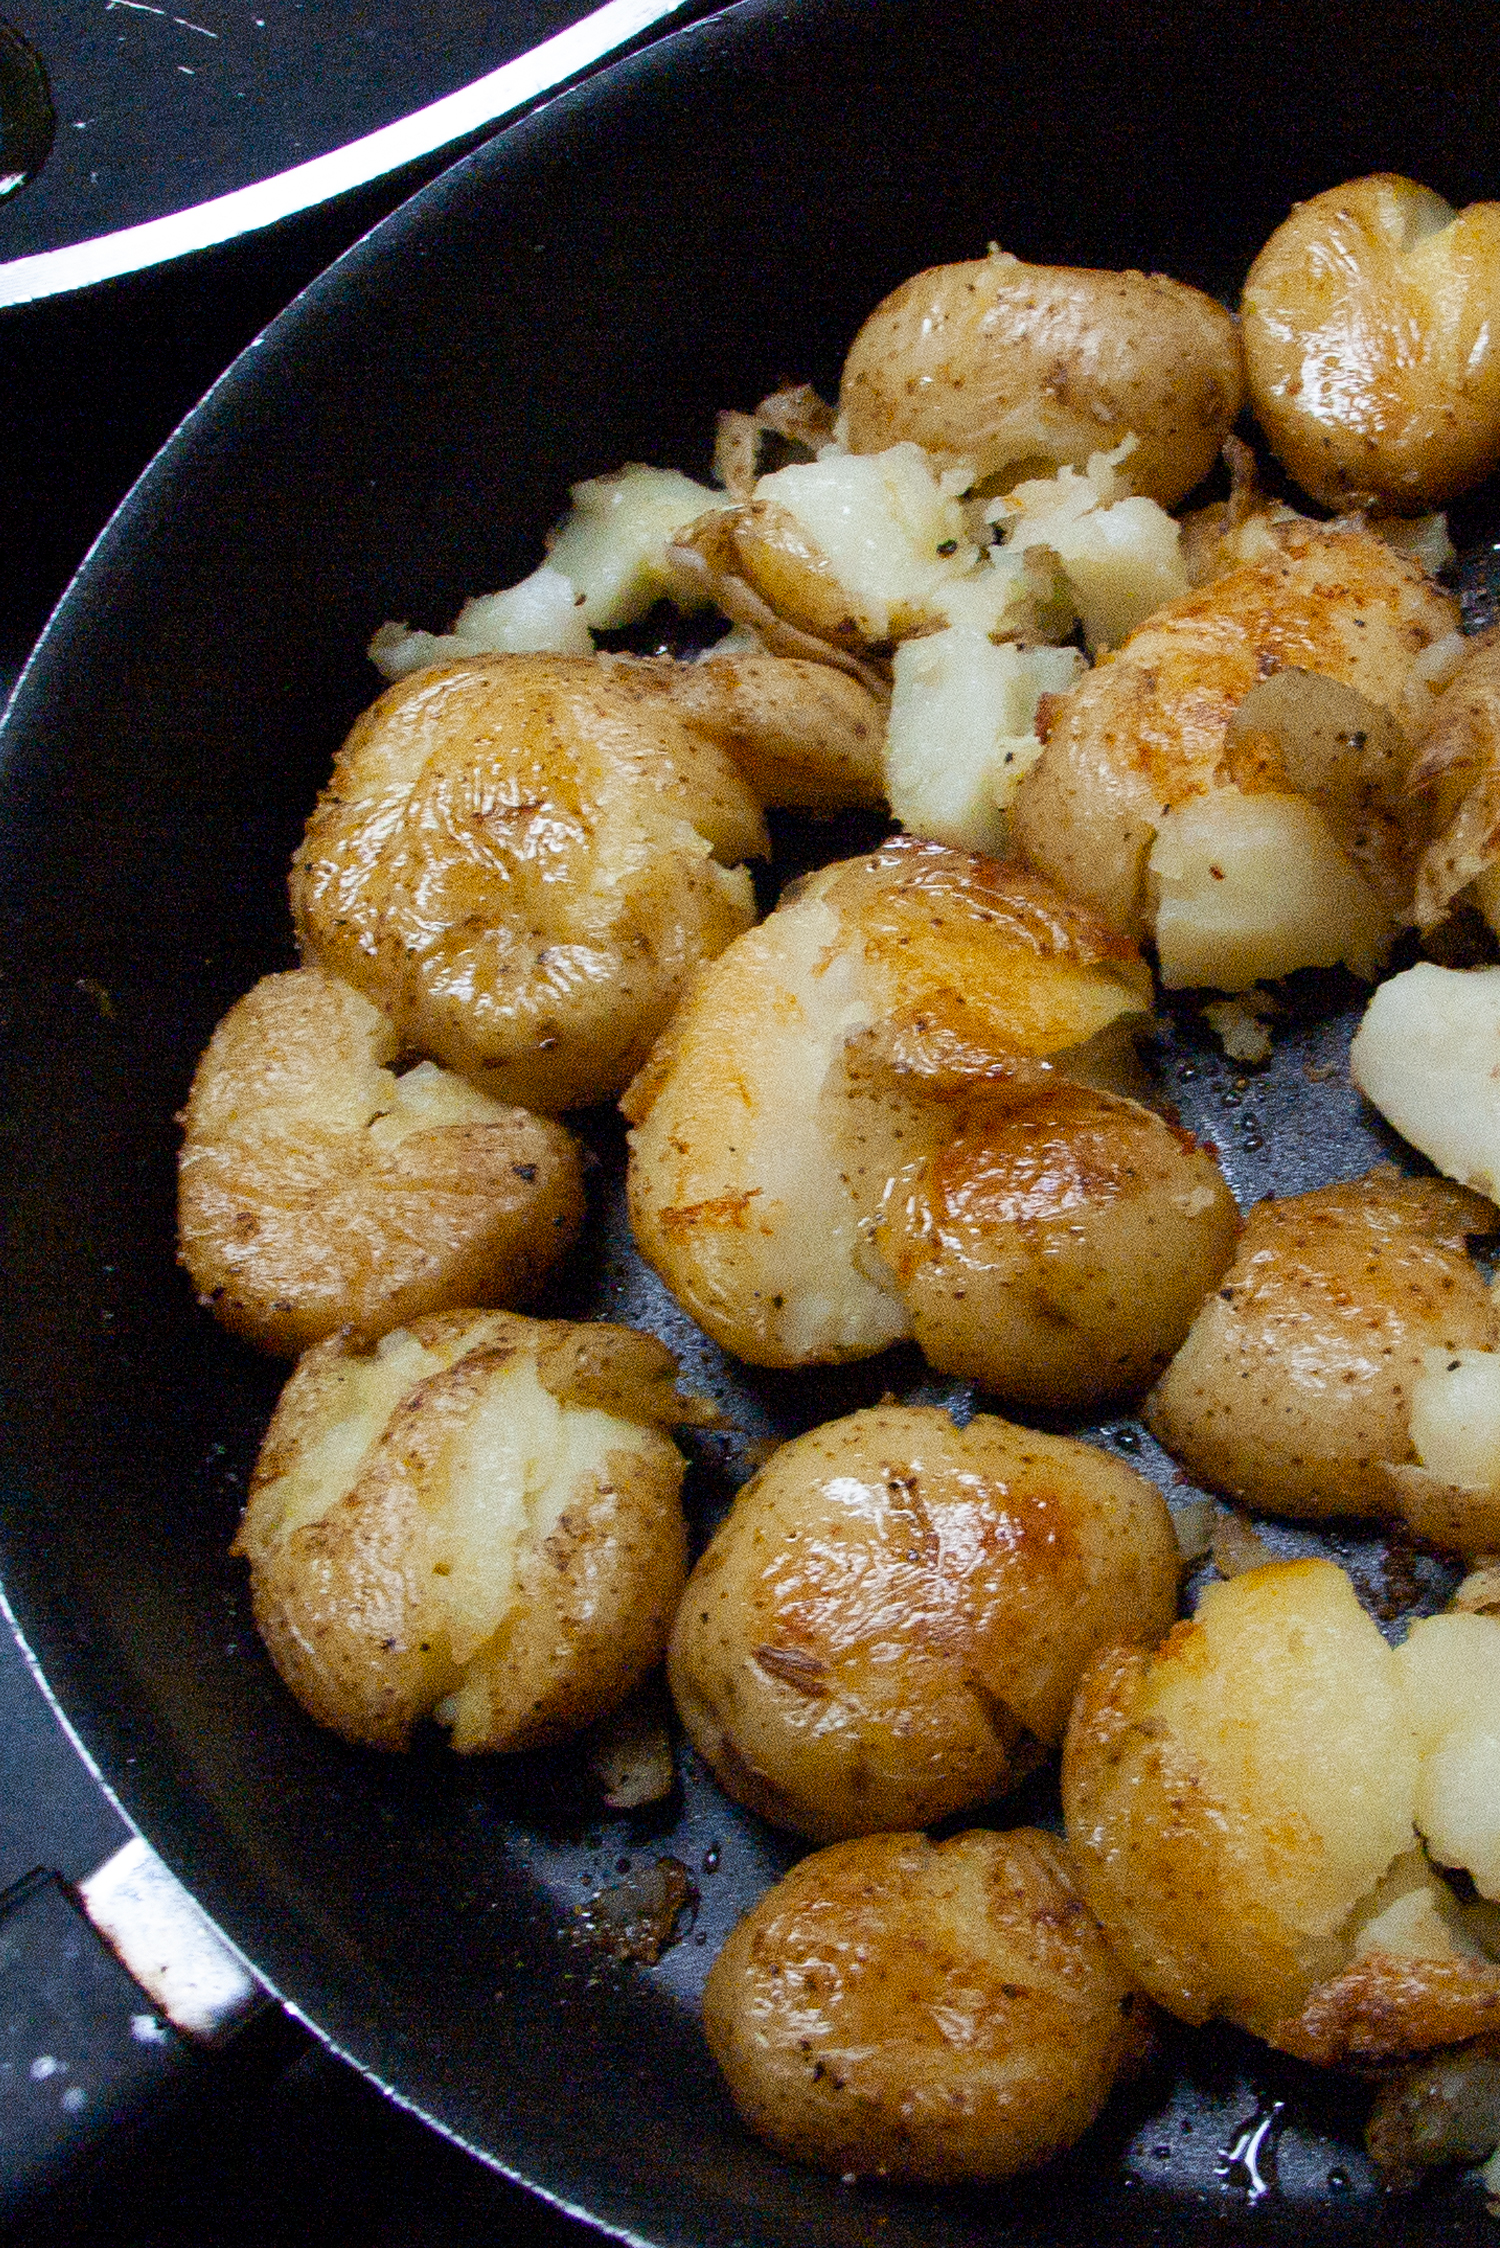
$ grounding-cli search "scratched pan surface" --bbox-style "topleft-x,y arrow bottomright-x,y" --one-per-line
2,0 -> 1500,2240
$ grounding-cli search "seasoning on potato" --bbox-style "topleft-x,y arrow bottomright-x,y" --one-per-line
1146,1169 -> 1497,1531
1061,1558 -> 1500,2062
1242,174 -> 1500,511
178,966 -> 585,1355
235,1310 -> 707,1752
290,654 -> 769,1112
702,1827 -> 1155,2184
839,247 -> 1244,508
667,1402 -> 1179,1839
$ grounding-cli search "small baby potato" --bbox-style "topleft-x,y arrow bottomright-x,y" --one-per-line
1242,175 -> 1500,510
839,249 -> 1244,507
291,655 -> 767,1112
703,1827 -> 1154,2185
1062,1559 -> 1500,2056
178,969 -> 585,1355
1147,1171 -> 1496,1523
1012,518 -> 1457,947
624,838 -> 1151,1368
668,1403 -> 1179,1840
874,1086 -> 1239,1411
236,1310 -> 698,1752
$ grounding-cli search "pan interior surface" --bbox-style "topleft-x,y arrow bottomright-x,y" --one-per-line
2,1 -> 1499,2240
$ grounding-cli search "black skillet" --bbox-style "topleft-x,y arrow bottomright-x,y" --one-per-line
3,0 -> 1500,2239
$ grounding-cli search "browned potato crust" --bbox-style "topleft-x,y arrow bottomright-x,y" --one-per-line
1411,623 -> 1500,929
1242,175 -> 1500,510
875,1086 -> 1239,1410
1012,520 -> 1457,940
236,1311 -> 695,1752
839,252 -> 1243,507
1147,1170 -> 1496,1521
668,1403 -> 1179,1839
178,967 -> 584,1354
290,655 -> 767,1111
601,650 -> 888,811
702,1827 -> 1154,2184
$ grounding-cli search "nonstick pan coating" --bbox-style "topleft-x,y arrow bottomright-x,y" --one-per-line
2,1 -> 1499,2239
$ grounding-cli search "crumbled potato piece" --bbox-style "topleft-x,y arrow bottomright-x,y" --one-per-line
873,1086 -> 1239,1412
291,655 -> 767,1111
235,1311 -> 696,1751
885,630 -> 1083,853
1410,627 -> 1500,935
838,248 -> 1243,507
1147,1171 -> 1496,1524
1012,519 -> 1457,947
1063,1559 -> 1500,2061
668,1403 -> 1179,1839
178,968 -> 584,1354
1409,1350 -> 1500,1489
1395,1613 -> 1500,1900
370,565 -> 594,680
1242,175 -> 1500,510
986,442 -> 1189,653
1366,2039 -> 1500,2186
703,1828 -> 1155,2184
544,463 -> 732,626
624,838 -> 1151,1368
1350,964 -> 1500,1201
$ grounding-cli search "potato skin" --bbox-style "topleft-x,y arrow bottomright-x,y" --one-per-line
702,1827 -> 1154,2184
839,251 -> 1243,508
1147,1170 -> 1496,1521
290,655 -> 766,1111
1243,175 -> 1500,510
668,1404 -> 1179,1840
605,651 -> 887,811
1012,519 -> 1458,939
874,1086 -> 1239,1410
236,1311 -> 692,1751
178,967 -> 585,1354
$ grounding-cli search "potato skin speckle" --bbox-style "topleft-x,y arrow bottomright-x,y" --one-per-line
703,1827 -> 1154,2184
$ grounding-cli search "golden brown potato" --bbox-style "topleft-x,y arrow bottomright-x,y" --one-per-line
290,655 -> 767,1112
235,1310 -> 701,1752
1146,1170 -> 1496,1523
1410,625 -> 1500,934
667,1403 -> 1179,1839
178,968 -> 585,1355
873,1086 -> 1239,1411
1242,175 -> 1500,510
1012,518 -> 1458,956
624,838 -> 1151,1368
839,249 -> 1244,507
1062,1559 -> 1500,2059
599,650 -> 887,811
702,1827 -> 1154,2184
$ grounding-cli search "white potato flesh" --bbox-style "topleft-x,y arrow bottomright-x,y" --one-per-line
1149,788 -> 1393,989
1410,1349 -> 1500,1488
369,564 -> 594,679
1395,1614 -> 1500,1900
624,840 -> 1152,1367
989,448 -> 1188,654
236,1311 -> 693,1752
1351,964 -> 1500,1199
886,630 -> 1084,853
177,967 -> 585,1355
702,1828 -> 1154,2185
544,463 -> 732,626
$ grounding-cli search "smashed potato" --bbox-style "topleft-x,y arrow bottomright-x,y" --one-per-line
178,968 -> 584,1354
1011,518 -> 1458,973
873,1087 -> 1239,1412
703,1827 -> 1154,2184
838,249 -> 1243,508
668,1403 -> 1179,1839
236,1311 -> 701,1751
624,838 -> 1152,1369
1242,175 -> 1500,510
1062,1560 -> 1500,2060
1147,1171 -> 1496,1527
291,655 -> 767,1111
1351,963 -> 1500,1202
1408,625 -> 1500,936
